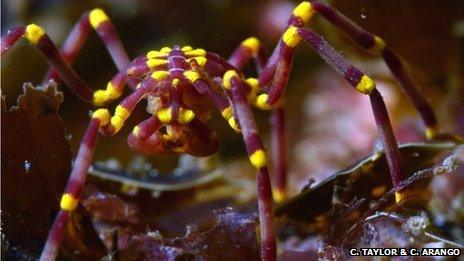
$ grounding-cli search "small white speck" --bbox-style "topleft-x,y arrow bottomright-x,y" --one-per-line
361,14 -> 367,19
24,160 -> 31,173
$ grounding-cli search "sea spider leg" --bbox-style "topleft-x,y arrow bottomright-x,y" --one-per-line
228,37 -> 267,72
228,37 -> 289,202
42,9 -> 138,90
0,26 -> 25,55
40,111 -> 108,261
223,70 -> 276,261
192,79 -> 241,132
1,9 -> 144,106
270,107 -> 287,202
309,1 -> 438,139
184,57 -> 241,131
1,24 -> 93,101
99,80 -> 155,136
41,78 -> 155,260
265,18 -> 408,202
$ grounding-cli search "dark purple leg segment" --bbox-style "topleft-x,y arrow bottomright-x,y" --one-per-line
267,44 -> 296,105
43,12 -> 91,83
1,24 -> 94,101
228,37 -> 262,71
232,38 -> 289,202
382,48 -> 438,137
297,28 -> 373,93
311,1 -> 438,137
39,211 -> 70,261
0,26 -> 25,56
36,33 -> 93,101
133,117 -> 162,141
227,74 -> 276,261
44,8 -> 138,90
93,20 -> 130,72
369,88 -> 406,202
40,117 -> 102,260
311,1 -> 376,50
271,106 -> 287,202
100,79 -> 155,136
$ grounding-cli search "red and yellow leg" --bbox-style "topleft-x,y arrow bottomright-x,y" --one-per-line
224,71 -> 276,261
227,39 -> 289,203
127,117 -> 167,155
261,25 -> 376,108
228,37 -> 265,71
92,71 -> 129,106
0,24 -> 94,101
256,4 -> 407,203
191,78 -> 241,132
40,109 -> 110,260
259,1 -> 315,87
369,89 -> 406,203
270,106 -> 287,203
45,8 -> 139,92
100,79 -> 155,135
1,26 -> 26,55
308,1 -> 438,139
42,12 -> 91,84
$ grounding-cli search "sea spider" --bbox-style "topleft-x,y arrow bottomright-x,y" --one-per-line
1,1 -> 441,260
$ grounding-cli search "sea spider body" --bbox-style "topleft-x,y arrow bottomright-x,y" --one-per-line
1,2 -> 442,260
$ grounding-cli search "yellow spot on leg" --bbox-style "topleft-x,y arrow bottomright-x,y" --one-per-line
60,193 -> 79,212
228,117 -> 241,132
92,82 -> 121,106
92,109 -> 110,126
223,70 -> 239,90
181,46 -> 193,52
273,189 -> 286,203
93,90 -> 107,106
221,107 -> 240,132
282,26 -> 301,48
110,105 -> 130,133
156,107 -> 173,124
356,75 -> 376,94
395,192 -> 404,203
132,126 -> 141,137
24,24 -> 45,45
241,37 -> 260,56
425,126 -> 438,140
293,2 -> 314,23
160,47 -> 172,54
178,108 -> 195,124
151,71 -> 169,81
221,107 -> 233,120
188,57 -> 207,66
255,94 -> 271,110
368,35 -> 386,55
146,50 -> 164,59
183,71 -> 201,83
172,78 -> 180,87
147,59 -> 168,69
106,82 -> 120,99
245,78 -> 260,92
185,48 -> 206,57
89,8 -> 109,29
249,149 -> 267,169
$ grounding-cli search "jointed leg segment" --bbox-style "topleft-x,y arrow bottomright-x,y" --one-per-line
40,112 -> 108,260
309,1 -> 439,138
223,71 -> 276,261
1,8 -> 138,105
